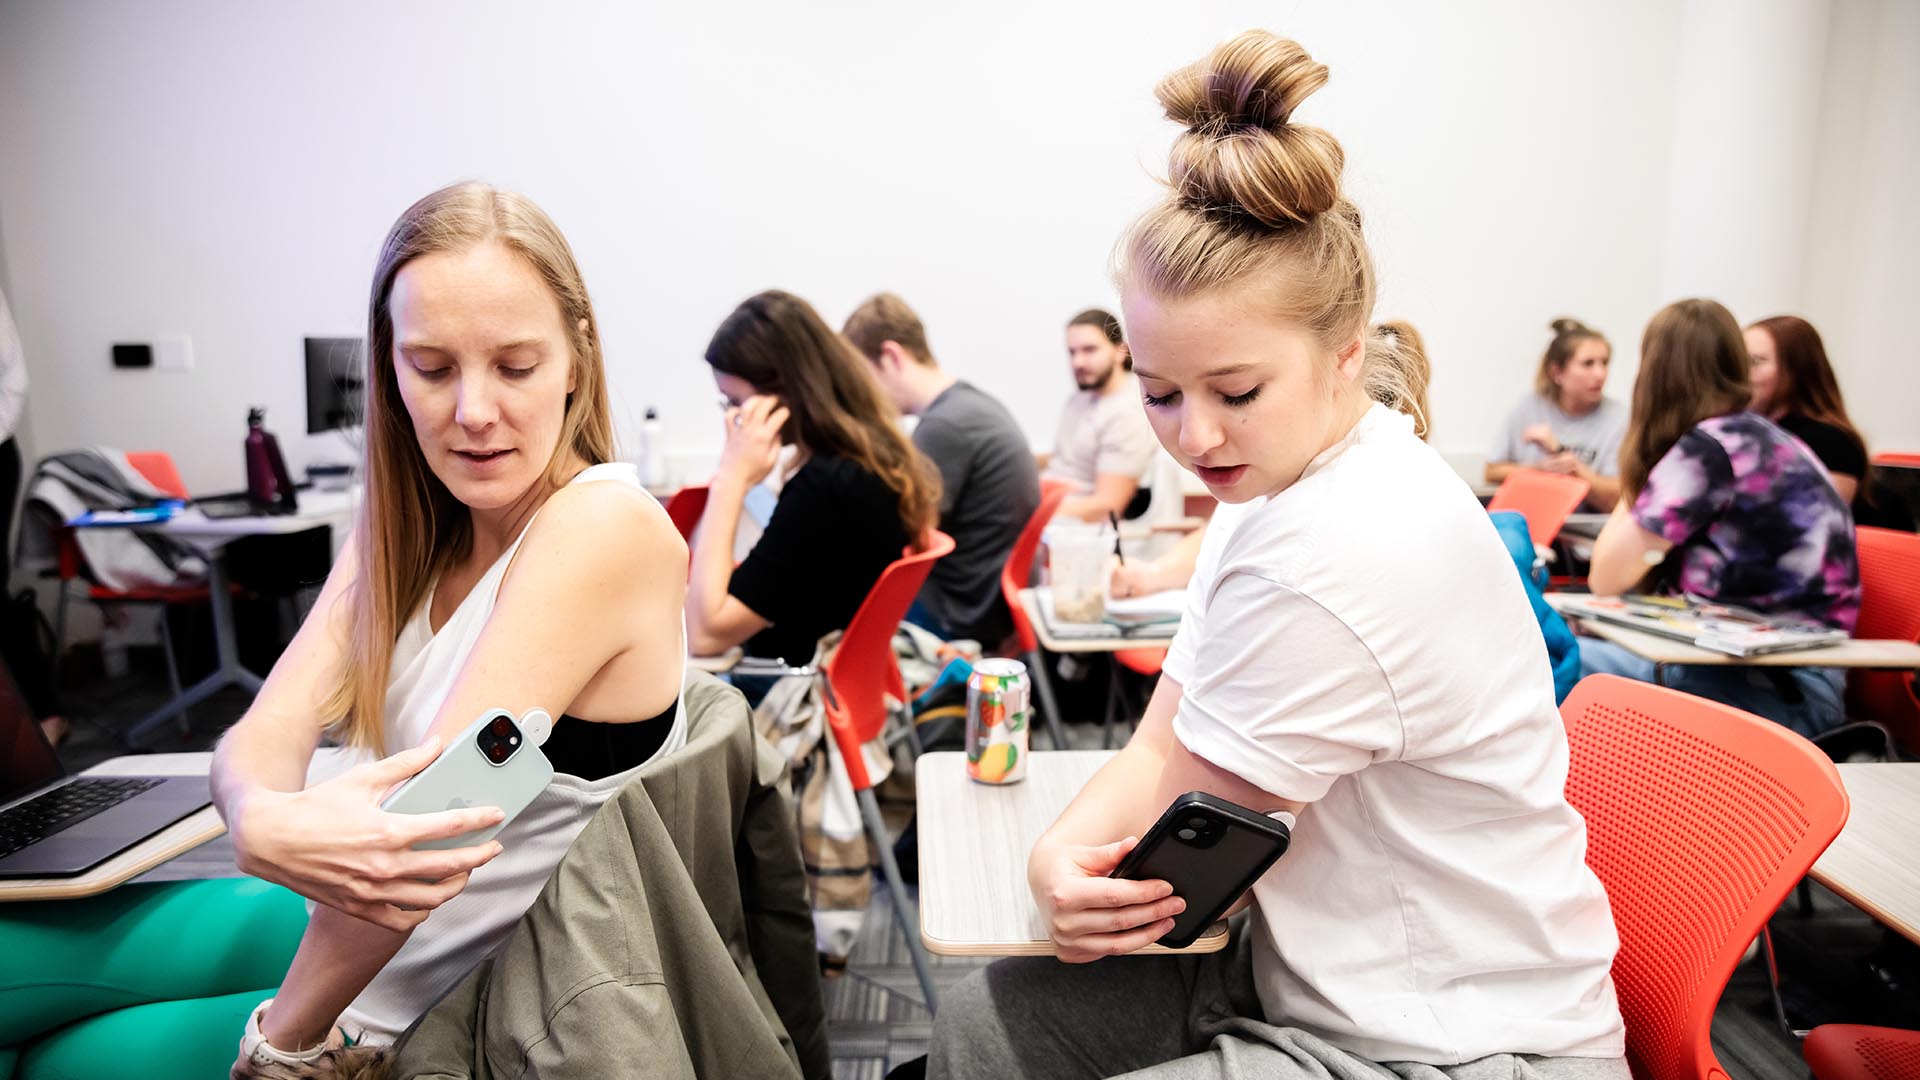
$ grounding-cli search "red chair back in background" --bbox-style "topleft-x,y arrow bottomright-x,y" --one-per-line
663,484 -> 710,543
1560,675 -> 1848,1080
1849,527 -> 1920,754
1001,479 -> 1075,654
1488,467 -> 1591,548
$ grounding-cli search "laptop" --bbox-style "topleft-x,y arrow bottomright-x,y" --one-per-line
0,684 -> 214,879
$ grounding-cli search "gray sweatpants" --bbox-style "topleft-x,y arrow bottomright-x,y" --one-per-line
927,925 -> 1631,1080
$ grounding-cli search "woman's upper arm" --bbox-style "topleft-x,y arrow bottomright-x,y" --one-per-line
688,595 -> 769,656
421,484 -> 687,744
1830,473 -> 1860,505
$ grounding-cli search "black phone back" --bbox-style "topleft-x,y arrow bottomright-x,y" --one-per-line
1111,791 -> 1291,949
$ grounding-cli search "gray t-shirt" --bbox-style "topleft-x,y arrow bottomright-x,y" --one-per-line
1489,393 -> 1629,476
1045,375 -> 1159,488
913,381 -> 1041,642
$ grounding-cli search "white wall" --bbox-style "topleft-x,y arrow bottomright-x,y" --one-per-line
0,0 -> 1911,498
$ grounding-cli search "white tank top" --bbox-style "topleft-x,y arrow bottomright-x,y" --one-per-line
320,462 -> 689,1044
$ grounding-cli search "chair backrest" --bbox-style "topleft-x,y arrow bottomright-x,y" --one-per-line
1560,675 -> 1849,1080
1848,527 -> 1920,754
127,451 -> 189,500
1001,478 -> 1076,653
663,484 -> 709,543
1487,468 -> 1591,547
1871,452 -> 1920,469
824,529 -> 956,791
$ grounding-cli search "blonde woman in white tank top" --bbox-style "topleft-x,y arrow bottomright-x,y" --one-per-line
209,184 -> 690,1070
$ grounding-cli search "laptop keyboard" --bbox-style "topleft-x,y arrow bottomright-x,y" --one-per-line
0,777 -> 163,859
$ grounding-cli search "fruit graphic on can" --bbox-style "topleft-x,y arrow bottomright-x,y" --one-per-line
966,659 -> 1031,784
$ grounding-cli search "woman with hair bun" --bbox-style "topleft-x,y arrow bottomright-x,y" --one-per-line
930,31 -> 1624,1080
1486,318 -> 1628,510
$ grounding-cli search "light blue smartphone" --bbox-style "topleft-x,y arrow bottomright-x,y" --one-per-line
380,709 -> 555,851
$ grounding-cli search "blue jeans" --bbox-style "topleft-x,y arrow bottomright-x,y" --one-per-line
1576,638 -> 1846,739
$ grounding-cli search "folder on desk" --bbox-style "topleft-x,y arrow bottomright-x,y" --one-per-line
67,502 -> 181,527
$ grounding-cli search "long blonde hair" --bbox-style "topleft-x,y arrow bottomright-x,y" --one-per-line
1115,31 -> 1420,420
323,183 -> 615,751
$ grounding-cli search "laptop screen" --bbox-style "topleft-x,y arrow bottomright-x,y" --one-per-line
0,667 -> 64,803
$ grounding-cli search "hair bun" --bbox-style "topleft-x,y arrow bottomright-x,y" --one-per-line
1550,317 -> 1591,337
1157,31 -> 1343,228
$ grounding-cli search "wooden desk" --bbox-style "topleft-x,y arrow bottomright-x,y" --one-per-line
916,750 -> 1227,957
1018,589 -> 1177,655
1546,593 -> 1920,671
1812,763 -> 1920,945
0,753 -> 227,902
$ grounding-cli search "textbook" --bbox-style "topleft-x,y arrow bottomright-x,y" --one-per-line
1561,593 -> 1848,658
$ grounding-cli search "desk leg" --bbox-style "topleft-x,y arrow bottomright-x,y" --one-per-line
1653,662 -> 1668,687
1025,648 -> 1068,751
124,553 -> 263,748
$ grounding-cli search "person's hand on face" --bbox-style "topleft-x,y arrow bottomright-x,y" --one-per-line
716,394 -> 789,492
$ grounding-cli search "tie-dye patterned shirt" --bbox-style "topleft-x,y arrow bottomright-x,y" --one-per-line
1631,411 -> 1860,631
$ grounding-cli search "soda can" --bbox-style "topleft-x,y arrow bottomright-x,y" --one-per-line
966,658 -> 1031,784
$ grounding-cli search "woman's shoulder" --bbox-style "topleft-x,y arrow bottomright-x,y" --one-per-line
518,469 -> 684,573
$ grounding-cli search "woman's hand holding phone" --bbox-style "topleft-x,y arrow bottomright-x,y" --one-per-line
1027,836 -> 1186,963
229,736 -> 506,932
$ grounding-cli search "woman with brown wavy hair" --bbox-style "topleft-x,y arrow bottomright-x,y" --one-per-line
1583,299 -> 1859,736
688,290 -> 939,687
1745,314 -> 1913,530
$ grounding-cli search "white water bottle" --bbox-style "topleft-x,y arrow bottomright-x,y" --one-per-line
639,406 -> 667,488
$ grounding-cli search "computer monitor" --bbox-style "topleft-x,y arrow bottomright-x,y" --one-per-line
304,337 -> 366,435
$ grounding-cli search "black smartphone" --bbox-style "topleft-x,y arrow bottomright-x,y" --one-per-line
1109,791 -> 1292,949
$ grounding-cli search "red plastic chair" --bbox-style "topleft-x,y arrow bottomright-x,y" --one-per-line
52,451 -> 210,743
1805,1024 -> 1920,1080
1871,452 -> 1920,469
1560,675 -> 1849,1080
663,483 -> 709,542
821,528 -> 955,1013
1489,467 -> 1591,548
1847,527 -> 1920,756
1001,479 -> 1074,748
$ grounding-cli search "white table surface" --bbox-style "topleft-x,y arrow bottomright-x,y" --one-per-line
915,750 -> 1227,956
1812,763 -> 1920,945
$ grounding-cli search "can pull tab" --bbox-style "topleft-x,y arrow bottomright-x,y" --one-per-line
517,708 -> 554,748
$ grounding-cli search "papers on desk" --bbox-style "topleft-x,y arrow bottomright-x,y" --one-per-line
1036,586 -> 1183,639
1560,594 -> 1847,658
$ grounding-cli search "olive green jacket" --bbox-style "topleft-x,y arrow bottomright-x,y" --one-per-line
389,673 -> 829,1080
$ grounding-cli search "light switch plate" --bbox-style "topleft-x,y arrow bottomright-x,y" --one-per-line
156,334 -> 193,372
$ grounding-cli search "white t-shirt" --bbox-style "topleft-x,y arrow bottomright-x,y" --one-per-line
1045,375 -> 1159,489
1166,404 -> 1624,1064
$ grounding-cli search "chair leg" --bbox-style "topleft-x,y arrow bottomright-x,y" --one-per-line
158,611 -> 189,737
52,582 -> 69,683
1101,661 -> 1124,749
902,706 -> 927,758
1025,648 -> 1068,750
859,786 -> 938,1015
1759,927 -> 1811,1039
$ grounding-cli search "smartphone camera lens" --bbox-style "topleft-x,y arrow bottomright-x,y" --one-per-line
1177,827 -> 1198,842
490,716 -> 512,737
1187,817 -> 1208,830
486,742 -> 509,764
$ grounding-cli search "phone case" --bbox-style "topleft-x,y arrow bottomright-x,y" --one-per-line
1110,791 -> 1292,949
381,710 -> 555,852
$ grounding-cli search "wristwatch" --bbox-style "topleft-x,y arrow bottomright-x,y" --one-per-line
239,999 -> 333,1070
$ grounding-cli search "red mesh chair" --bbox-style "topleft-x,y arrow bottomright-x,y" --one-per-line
1489,467 -> 1591,548
1000,479 -> 1074,749
1847,527 -> 1920,755
1560,675 -> 1849,1080
1806,1025 -> 1920,1080
52,451 -> 211,743
822,529 -> 955,1014
663,483 -> 709,542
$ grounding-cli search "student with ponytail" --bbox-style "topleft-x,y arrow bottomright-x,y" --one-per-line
931,31 -> 1624,1080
